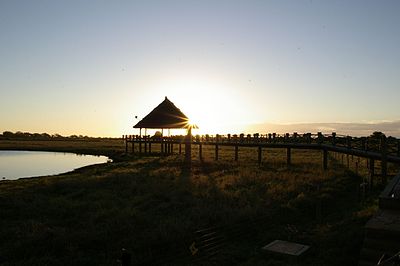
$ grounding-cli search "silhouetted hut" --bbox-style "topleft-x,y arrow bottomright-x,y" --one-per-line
134,97 -> 196,136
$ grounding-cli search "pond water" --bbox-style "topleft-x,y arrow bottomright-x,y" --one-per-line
0,150 -> 110,181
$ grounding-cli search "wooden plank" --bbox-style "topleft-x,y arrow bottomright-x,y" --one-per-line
262,240 -> 309,256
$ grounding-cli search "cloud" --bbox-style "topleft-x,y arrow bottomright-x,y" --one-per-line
247,120 -> 400,137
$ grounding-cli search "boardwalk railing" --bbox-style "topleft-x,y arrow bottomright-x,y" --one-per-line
123,132 -> 400,182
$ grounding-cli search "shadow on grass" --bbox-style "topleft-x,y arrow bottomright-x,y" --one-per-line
0,155 -> 379,266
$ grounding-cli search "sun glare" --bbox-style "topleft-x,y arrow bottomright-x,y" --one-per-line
150,75 -> 252,135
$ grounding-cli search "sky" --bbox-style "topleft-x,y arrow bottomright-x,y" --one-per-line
1,0 -> 400,137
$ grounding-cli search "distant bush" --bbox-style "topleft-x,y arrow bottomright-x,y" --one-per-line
0,131 -> 95,140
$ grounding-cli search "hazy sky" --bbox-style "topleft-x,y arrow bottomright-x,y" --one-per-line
1,1 -> 399,136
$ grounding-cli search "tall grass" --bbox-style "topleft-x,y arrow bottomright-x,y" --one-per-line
0,140 -> 383,265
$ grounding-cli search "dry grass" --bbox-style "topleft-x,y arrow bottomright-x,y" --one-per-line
0,140 -> 386,265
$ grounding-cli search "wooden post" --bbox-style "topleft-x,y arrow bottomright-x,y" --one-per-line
305,133 -> 310,144
235,145 -> 238,161
331,132 -> 336,146
161,139 -> 164,155
199,143 -> 203,161
323,149 -> 328,170
149,142 -> 151,154
131,139 -> 135,154
240,134 -> 244,143
361,137 -> 366,150
185,127 -> 192,163
258,146 -> 262,165
346,136 -> 351,149
381,135 -> 387,184
317,132 -> 323,144
125,137 -> 128,153
293,132 -> 298,142
287,147 -> 291,166
139,139 -> 142,155
170,143 -> 174,154
144,138 -> 147,154
179,143 -> 182,154
247,134 -> 251,143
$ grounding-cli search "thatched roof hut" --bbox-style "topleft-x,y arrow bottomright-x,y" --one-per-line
134,97 -> 196,130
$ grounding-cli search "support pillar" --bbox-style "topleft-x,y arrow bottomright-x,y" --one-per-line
185,127 -> 192,163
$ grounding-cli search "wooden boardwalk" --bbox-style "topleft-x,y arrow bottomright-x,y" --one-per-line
122,131 -> 400,265
359,172 -> 400,266
124,132 -> 400,181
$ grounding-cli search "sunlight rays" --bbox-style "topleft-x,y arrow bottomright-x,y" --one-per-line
149,74 -> 254,135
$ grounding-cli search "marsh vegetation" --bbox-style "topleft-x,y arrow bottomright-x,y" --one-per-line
0,139 -> 383,265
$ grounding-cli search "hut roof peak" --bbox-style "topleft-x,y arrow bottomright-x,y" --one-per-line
134,97 -> 195,129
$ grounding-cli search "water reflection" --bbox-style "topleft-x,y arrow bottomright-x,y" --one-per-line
0,150 -> 110,180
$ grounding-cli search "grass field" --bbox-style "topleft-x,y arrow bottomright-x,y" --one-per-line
0,139 -> 386,265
